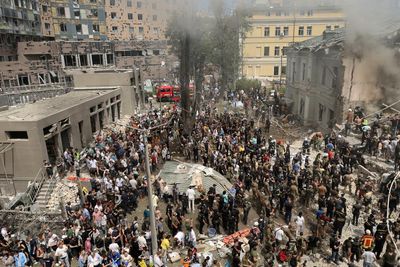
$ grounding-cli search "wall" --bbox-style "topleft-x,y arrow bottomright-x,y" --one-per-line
0,89 -> 121,191
242,5 -> 345,81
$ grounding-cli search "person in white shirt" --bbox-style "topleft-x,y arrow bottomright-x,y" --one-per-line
362,249 -> 376,267
121,248 -> 133,267
174,231 -> 185,248
55,242 -> 70,267
189,227 -> 197,247
295,212 -> 305,236
129,177 -> 137,190
274,226 -> 286,247
87,249 -> 102,267
137,233 -> 147,251
186,186 -> 196,212
153,250 -> 164,267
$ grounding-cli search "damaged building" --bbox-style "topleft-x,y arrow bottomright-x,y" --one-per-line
0,39 -> 173,106
285,27 -> 400,129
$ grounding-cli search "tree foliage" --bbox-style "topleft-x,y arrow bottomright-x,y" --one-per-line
236,78 -> 262,92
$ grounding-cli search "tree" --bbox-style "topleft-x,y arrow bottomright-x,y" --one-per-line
236,78 -> 262,92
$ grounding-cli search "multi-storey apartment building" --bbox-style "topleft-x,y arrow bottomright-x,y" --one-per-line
104,0 -> 183,41
242,0 -> 345,82
0,0 -> 52,61
49,0 -> 107,40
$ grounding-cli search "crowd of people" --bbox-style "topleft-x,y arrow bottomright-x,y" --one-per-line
1,88 -> 400,267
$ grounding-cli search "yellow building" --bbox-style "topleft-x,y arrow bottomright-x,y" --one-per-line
242,0 -> 345,82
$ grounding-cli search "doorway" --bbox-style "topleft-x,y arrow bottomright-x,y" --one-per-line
45,136 -> 58,164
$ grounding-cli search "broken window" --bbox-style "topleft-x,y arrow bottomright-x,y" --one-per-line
112,26 -> 118,32
319,104 -> 324,121
153,50 -> 160,56
111,12 -> 117,19
93,24 -> 99,32
80,55 -> 88,66
74,10 -> 80,18
332,67 -> 338,89
321,66 -> 326,85
64,55 -> 77,67
57,7 -> 65,16
90,9 -> 98,17
42,5 -> 48,12
92,54 -> 103,65
60,23 -> 67,32
107,54 -> 114,64
18,75 -> 29,86
38,73 -> 48,84
6,131 -> 28,139
90,115 -> 97,133
76,24 -> 82,34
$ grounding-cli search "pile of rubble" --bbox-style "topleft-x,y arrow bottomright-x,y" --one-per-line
47,181 -> 79,210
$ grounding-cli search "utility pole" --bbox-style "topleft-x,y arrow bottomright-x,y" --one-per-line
143,131 -> 158,256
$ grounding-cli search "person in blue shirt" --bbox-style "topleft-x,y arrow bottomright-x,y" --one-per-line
111,250 -> 121,267
14,249 -> 27,267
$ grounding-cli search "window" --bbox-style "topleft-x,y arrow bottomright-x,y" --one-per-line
153,27 -> 158,34
292,61 -> 296,82
80,55 -> 88,66
90,0 -> 96,2
57,7 -> 65,16
152,15 -> 157,21
60,23 -> 67,32
322,66 -> 326,85
93,24 -> 99,32
307,26 -> 312,36
276,11 -> 281,16
92,54 -> 103,65
283,26 -> 289,36
302,63 -> 306,80
76,24 -> 82,34
107,54 -> 114,64
266,11 -> 271,16
64,55 -> 77,66
128,13 -> 133,19
274,66 -> 279,76
319,104 -> 324,121
90,115 -> 97,133
45,23 -> 50,30
274,46 -> 280,56
298,26 -> 304,36
299,98 -> 305,115
90,9 -> 98,17
332,67 -> 338,89
18,75 -> 29,85
282,47 -> 287,56
110,0 -> 115,5
334,25 -> 340,29
129,27 -> 134,33
152,3 -> 156,9
42,5 -> 48,12
307,10 -> 313,16
6,131 -> 28,140
264,27 -> 270,37
281,66 -> 286,75
263,47 -> 269,56
112,26 -> 118,32
127,0 -> 132,7
90,106 -> 96,113
111,12 -> 117,19
139,27 -> 143,33
138,14 -> 143,20
275,27 -> 281,36
326,25 -> 332,31
153,49 -> 160,55
284,11 -> 289,16
74,10 -> 80,18
137,1 -> 142,8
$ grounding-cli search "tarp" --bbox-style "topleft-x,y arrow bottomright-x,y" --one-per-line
159,161 -> 233,195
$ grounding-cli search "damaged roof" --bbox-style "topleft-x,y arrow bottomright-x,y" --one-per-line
291,28 -> 345,52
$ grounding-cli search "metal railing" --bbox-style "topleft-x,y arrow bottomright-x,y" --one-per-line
27,167 -> 47,205
41,167 -> 58,208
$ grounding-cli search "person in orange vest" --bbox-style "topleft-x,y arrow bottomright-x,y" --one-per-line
181,255 -> 191,267
361,229 -> 374,250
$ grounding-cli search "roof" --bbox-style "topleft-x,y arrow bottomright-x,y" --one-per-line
159,161 -> 233,196
291,28 -> 345,51
0,90 -> 116,122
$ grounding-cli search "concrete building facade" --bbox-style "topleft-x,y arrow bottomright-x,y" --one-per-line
49,0 -> 107,40
0,89 -> 122,192
242,0 -> 345,82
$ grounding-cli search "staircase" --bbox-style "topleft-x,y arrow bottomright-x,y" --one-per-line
34,178 -> 57,209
